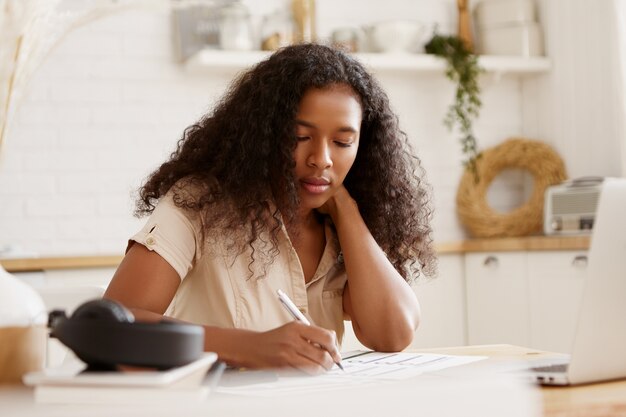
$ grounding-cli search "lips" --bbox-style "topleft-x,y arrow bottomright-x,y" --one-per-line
300,177 -> 331,194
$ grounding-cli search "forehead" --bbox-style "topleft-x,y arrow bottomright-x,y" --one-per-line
296,85 -> 363,125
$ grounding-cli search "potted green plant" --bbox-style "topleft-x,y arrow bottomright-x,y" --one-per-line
425,33 -> 483,181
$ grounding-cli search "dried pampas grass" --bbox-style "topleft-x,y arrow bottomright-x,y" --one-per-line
1,0 -> 62,148
0,0 -> 181,151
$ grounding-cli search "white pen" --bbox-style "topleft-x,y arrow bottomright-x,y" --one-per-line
276,289 -> 344,371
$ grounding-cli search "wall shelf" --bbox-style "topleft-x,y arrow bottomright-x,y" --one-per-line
185,49 -> 551,76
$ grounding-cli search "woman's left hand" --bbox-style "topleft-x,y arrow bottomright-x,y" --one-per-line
316,185 -> 356,220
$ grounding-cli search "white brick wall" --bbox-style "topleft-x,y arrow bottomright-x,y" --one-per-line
0,1 -> 530,257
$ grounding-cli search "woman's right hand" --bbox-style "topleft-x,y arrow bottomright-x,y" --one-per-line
242,322 -> 342,374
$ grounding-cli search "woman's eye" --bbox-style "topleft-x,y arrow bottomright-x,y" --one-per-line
296,136 -> 310,141
335,141 -> 353,148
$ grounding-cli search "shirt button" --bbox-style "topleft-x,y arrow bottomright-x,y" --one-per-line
145,236 -> 156,246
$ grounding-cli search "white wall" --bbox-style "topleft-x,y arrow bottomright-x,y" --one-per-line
523,0 -> 625,179
0,0 -> 530,257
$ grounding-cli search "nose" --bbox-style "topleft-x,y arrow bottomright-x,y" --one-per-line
306,139 -> 333,169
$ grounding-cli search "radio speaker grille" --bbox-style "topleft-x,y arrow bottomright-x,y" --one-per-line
552,191 -> 600,215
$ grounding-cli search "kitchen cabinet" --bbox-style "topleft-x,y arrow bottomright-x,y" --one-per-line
465,252 -> 531,347
465,250 -> 588,353
410,254 -> 467,348
342,254 -> 467,351
527,251 -> 587,353
347,247 -> 586,352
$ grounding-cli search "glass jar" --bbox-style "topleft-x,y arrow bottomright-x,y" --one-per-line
218,1 -> 254,51
260,9 -> 294,51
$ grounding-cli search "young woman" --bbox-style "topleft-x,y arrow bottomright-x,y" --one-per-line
104,43 -> 436,374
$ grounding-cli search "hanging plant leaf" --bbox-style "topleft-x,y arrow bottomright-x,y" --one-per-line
425,33 -> 484,182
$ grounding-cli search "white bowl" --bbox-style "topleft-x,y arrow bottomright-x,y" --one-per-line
364,20 -> 428,53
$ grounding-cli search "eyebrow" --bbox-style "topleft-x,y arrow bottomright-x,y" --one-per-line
295,119 -> 358,133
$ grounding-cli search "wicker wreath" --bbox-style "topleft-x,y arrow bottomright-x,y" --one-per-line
456,138 -> 567,238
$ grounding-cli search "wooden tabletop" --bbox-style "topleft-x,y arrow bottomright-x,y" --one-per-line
417,344 -> 626,417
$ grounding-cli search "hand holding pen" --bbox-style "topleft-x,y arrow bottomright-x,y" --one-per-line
277,289 -> 345,371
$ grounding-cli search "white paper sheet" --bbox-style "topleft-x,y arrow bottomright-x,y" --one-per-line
337,351 -> 486,378
216,351 -> 486,397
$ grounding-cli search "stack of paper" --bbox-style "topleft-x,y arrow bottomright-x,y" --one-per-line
216,350 -> 487,397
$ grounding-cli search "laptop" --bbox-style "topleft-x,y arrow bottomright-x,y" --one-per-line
530,177 -> 626,385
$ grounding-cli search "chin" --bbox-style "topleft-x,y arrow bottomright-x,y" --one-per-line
299,194 -> 329,211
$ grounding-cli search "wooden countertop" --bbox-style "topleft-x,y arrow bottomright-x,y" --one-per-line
437,235 -> 591,253
1,235 -> 590,273
1,255 -> 124,272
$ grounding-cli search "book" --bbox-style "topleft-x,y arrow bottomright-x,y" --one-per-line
23,353 -> 218,404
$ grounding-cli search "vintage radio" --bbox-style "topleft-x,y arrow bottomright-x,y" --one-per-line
543,177 -> 604,235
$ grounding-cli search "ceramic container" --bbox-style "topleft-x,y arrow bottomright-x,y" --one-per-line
0,266 -> 47,384
478,22 -> 543,56
474,0 -> 537,28
331,27 -> 364,53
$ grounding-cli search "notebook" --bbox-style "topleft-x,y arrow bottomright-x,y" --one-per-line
530,178 -> 626,385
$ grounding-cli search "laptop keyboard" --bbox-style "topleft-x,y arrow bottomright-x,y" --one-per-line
531,363 -> 569,373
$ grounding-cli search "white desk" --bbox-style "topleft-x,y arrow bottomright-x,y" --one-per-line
3,345 -> 625,417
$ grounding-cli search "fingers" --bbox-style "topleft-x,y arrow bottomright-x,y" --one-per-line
293,338 -> 335,372
298,324 -> 342,365
255,322 -> 342,374
277,322 -> 340,373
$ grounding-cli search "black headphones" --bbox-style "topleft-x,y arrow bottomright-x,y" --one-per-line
48,298 -> 205,371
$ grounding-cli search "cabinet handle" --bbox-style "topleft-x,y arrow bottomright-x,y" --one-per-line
571,255 -> 588,268
483,255 -> 499,267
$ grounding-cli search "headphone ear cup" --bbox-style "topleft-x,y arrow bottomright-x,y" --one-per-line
72,299 -> 135,323
51,298 -> 203,370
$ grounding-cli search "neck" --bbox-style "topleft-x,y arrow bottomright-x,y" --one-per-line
285,207 -> 319,231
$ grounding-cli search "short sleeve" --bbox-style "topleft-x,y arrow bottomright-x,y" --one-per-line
129,194 -> 200,280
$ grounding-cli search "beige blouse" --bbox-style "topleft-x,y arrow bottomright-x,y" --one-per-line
129,194 -> 348,343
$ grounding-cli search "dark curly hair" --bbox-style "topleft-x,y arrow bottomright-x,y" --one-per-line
136,43 -> 436,281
